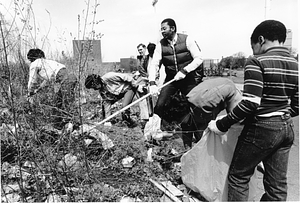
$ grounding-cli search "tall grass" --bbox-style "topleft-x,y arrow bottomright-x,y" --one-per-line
0,0 -> 118,201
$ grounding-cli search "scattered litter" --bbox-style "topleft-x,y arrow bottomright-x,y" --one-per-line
0,107 -> 10,117
174,163 -> 181,170
160,180 -> 183,197
1,193 -> 20,203
1,162 -> 11,173
146,148 -> 153,162
170,148 -> 179,155
58,153 -> 80,170
73,124 -> 114,149
104,122 -> 112,127
65,122 -> 73,133
45,193 -> 61,203
84,138 -> 94,146
119,195 -> 142,202
23,161 -> 35,168
2,184 -> 20,194
3,165 -> 31,180
0,123 -> 18,135
122,156 -> 135,168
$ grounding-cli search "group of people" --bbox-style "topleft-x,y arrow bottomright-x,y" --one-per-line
26,17 -> 298,201
84,42 -> 157,129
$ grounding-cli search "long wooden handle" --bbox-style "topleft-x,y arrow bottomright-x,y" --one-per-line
149,178 -> 182,202
95,78 -> 176,126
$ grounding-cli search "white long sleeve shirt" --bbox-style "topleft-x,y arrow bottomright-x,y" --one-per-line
28,58 -> 65,93
148,33 -> 203,82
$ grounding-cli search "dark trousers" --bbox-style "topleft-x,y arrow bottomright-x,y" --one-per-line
154,73 -> 199,148
227,114 -> 294,201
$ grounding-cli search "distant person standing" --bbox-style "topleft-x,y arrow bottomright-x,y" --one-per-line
134,43 -> 156,130
136,43 -> 148,78
148,18 -> 204,149
208,20 -> 299,201
27,48 -> 78,130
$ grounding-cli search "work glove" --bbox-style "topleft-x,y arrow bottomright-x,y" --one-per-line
174,71 -> 186,81
149,85 -> 159,96
133,71 -> 140,80
137,85 -> 145,93
208,120 -> 227,135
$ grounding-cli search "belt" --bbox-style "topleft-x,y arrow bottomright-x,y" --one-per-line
254,113 -> 291,121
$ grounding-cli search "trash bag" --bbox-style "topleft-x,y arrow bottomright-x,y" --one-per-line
143,114 -> 161,140
181,127 -> 258,201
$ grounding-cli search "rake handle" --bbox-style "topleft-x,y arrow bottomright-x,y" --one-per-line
95,78 -> 176,126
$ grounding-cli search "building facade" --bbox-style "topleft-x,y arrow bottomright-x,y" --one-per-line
72,40 -> 102,63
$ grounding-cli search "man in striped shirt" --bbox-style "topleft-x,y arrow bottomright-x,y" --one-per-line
208,20 -> 298,201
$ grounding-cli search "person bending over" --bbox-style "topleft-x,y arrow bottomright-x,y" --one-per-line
85,72 -> 144,128
27,48 -> 78,130
162,77 -> 242,149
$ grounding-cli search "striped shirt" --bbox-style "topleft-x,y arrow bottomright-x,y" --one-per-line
217,46 -> 299,132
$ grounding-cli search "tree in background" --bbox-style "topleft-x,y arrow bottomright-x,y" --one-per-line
219,52 -> 246,70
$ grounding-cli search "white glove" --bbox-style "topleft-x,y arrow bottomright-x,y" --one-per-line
174,71 -> 186,81
208,120 -> 226,135
137,85 -> 144,93
149,85 -> 159,96
133,71 -> 140,80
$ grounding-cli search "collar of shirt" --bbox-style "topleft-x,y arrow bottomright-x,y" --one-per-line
265,46 -> 289,54
167,33 -> 178,46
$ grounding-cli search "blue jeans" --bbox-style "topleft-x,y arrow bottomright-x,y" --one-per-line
228,114 -> 294,201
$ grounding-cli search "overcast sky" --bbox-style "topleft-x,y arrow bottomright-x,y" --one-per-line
1,0 -> 298,62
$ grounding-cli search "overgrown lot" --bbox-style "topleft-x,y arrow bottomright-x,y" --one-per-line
1,65 -> 190,202
0,53 -> 244,202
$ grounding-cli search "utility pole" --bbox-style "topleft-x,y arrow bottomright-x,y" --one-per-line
264,0 -> 271,19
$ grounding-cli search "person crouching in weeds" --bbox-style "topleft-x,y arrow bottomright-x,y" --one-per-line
85,72 -> 145,128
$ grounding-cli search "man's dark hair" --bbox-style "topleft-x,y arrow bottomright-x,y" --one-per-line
85,74 -> 103,89
27,48 -> 45,62
137,43 -> 146,49
161,18 -> 177,32
147,43 -> 156,57
250,20 -> 286,44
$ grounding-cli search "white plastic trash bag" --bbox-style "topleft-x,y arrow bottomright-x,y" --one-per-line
144,114 -> 161,140
181,127 -> 257,201
74,124 -> 114,149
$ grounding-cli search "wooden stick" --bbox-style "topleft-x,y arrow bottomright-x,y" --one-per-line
95,78 -> 176,126
149,178 -> 182,202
